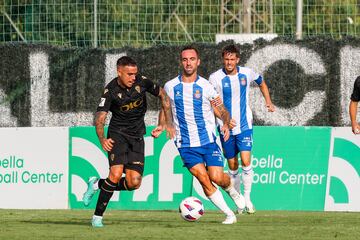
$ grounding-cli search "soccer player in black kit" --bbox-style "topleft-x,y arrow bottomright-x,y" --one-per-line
82,56 -> 173,227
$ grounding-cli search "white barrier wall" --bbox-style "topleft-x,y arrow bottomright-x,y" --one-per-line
0,127 -> 68,209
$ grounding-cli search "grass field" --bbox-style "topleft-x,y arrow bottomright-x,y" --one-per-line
1,209 -> 360,240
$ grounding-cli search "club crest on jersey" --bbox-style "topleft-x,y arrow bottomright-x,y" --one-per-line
241,78 -> 246,86
194,90 -> 202,99
118,93 -> 122,99
135,85 -> 141,93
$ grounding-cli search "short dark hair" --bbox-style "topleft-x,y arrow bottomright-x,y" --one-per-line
222,44 -> 240,58
117,56 -> 137,67
180,45 -> 200,58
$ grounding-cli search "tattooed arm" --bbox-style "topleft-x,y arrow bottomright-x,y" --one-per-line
151,88 -> 175,139
210,96 -> 231,141
95,111 -> 114,151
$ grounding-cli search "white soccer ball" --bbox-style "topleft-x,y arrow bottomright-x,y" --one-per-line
179,196 -> 204,222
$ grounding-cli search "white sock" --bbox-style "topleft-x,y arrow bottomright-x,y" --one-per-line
228,168 -> 241,194
224,181 -> 246,210
242,166 -> 254,206
208,188 -> 234,217
92,215 -> 103,220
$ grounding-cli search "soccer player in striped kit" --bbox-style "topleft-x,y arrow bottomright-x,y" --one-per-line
153,45 -> 245,224
209,44 -> 275,214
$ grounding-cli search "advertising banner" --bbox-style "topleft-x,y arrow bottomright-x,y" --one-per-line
2,126 -> 358,211
69,126 -> 193,210
325,127 -> 360,211
0,127 -> 68,209
69,126 -> 341,211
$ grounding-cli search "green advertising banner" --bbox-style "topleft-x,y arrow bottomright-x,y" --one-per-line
250,127 -> 331,211
69,126 -> 332,211
69,126 -> 193,210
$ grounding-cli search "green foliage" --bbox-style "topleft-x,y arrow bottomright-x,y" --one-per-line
0,1 -> 358,47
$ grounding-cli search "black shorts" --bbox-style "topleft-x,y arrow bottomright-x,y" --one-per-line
107,131 -> 145,175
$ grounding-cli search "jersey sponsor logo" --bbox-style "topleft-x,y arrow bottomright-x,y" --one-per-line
99,98 -> 106,107
194,90 -> 202,99
224,82 -> 230,88
120,98 -> 143,111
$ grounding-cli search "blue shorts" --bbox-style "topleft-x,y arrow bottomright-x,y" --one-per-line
178,142 -> 225,169
219,129 -> 253,159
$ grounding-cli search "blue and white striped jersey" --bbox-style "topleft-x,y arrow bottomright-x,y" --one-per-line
164,75 -> 219,148
209,66 -> 263,135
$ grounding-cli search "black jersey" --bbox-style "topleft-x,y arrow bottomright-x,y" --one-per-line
97,75 -> 160,137
351,76 -> 360,102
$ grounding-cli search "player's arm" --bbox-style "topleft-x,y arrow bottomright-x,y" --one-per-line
213,106 -> 236,129
153,88 -> 175,139
349,100 -> 360,134
259,80 -> 275,112
210,96 -> 230,141
95,111 -> 114,151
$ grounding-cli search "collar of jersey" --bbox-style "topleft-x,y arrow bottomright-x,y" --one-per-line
178,74 -> 200,83
222,66 -> 240,75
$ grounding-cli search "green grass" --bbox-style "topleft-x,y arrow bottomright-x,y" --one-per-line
1,210 -> 360,240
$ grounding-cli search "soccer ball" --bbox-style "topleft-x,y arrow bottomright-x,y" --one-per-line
179,196 -> 204,222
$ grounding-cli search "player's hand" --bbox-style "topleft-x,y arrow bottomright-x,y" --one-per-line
266,102 -> 275,112
352,124 -> 360,135
151,125 -> 164,138
165,124 -> 176,139
221,124 -> 230,142
229,119 -> 237,129
101,138 -> 114,152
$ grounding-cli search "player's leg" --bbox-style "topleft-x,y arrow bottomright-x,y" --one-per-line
240,150 -> 255,213
83,136 -> 128,207
91,132 -> 128,227
238,130 -> 255,214
179,146 -> 236,224
206,142 -> 245,213
220,134 -> 242,195
227,157 -> 240,190
208,165 -> 245,212
116,139 -> 145,191
119,167 -> 143,191
189,163 -> 236,224
92,164 -> 124,227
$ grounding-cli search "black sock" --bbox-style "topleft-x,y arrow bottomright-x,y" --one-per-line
94,178 -> 116,216
98,178 -> 104,189
115,177 -> 129,191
